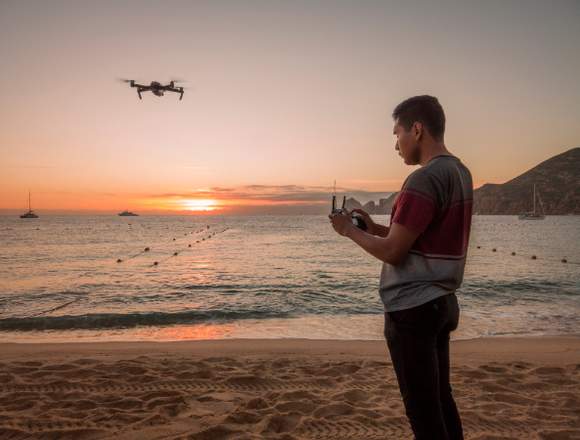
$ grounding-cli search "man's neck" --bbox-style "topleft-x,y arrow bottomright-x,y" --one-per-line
419,143 -> 451,166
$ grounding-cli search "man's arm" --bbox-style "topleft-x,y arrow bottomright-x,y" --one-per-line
329,214 -> 419,265
373,224 -> 390,237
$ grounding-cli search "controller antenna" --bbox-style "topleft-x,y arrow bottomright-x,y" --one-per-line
332,180 -> 337,212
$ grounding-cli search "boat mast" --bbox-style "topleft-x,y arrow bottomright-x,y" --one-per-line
28,190 -> 31,212
533,184 -> 536,215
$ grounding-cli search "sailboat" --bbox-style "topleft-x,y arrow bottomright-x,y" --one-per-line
20,190 -> 39,218
518,184 -> 545,220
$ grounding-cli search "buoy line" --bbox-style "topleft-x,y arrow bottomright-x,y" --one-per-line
473,246 -> 579,265
15,227 -> 230,320
116,225 -> 213,263
150,227 -> 229,267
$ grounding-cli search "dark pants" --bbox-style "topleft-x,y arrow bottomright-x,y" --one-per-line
384,293 -> 464,440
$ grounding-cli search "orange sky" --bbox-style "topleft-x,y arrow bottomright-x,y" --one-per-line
1,1 -> 579,214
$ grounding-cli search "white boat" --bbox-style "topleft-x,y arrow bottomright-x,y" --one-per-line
20,190 -> 39,218
118,210 -> 139,216
518,184 -> 545,220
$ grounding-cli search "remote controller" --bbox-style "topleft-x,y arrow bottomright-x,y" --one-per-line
331,195 -> 367,231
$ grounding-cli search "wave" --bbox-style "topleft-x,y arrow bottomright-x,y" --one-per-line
0,303 -> 389,331
0,309 -> 298,331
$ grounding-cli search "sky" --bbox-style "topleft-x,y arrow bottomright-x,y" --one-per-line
1,0 -> 579,214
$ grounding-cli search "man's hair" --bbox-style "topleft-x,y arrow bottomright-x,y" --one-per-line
392,95 -> 445,141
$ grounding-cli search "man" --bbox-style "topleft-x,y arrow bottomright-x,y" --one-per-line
329,95 -> 472,440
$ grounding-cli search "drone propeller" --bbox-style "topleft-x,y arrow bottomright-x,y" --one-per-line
117,78 -> 135,83
170,78 -> 188,84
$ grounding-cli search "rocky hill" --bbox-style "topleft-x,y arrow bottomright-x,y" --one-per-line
473,147 -> 580,215
344,195 -> 396,215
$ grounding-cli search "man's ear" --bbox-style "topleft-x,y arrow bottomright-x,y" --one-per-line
413,121 -> 423,141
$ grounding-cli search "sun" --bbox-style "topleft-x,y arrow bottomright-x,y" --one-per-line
182,199 -> 219,212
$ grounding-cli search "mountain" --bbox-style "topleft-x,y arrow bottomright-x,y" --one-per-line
344,197 -> 362,211
379,194 -> 398,213
363,201 -> 376,213
473,147 -> 580,215
344,196 -> 395,214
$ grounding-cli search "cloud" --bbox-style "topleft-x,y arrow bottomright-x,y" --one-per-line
143,184 -> 393,206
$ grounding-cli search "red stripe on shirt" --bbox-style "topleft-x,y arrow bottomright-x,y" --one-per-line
412,199 -> 473,256
390,190 -> 436,235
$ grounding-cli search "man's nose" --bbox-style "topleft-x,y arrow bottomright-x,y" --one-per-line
395,142 -> 399,151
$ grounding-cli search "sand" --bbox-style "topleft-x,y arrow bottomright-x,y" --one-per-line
0,336 -> 579,440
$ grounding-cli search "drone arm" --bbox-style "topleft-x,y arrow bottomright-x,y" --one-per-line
163,87 -> 185,100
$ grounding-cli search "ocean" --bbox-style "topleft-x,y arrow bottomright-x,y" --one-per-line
0,214 -> 578,343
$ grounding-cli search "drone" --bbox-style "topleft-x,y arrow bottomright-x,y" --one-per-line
119,79 -> 185,100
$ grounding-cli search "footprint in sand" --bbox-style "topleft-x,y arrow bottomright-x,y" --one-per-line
274,400 -> 317,414
313,402 -> 355,418
332,389 -> 371,404
262,412 -> 302,434
224,409 -> 263,424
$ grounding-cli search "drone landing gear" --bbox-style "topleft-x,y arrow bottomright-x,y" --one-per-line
137,89 -> 142,100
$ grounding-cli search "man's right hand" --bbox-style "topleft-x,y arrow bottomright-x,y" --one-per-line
350,209 -> 377,235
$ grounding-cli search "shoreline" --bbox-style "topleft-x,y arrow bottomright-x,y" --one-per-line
2,335 -> 580,362
2,310 -> 578,344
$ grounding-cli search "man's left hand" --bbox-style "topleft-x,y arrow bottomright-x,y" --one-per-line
329,213 -> 355,237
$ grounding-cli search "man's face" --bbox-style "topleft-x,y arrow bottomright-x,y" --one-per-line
393,119 -> 421,165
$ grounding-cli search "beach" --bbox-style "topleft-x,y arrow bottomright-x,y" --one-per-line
1,336 -> 579,439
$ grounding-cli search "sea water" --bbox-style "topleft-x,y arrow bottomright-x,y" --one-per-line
0,215 -> 578,342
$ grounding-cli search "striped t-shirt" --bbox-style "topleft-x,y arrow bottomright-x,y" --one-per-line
379,154 -> 473,312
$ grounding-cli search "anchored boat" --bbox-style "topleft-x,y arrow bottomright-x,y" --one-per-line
118,210 -> 139,216
20,191 -> 38,218
518,184 -> 545,220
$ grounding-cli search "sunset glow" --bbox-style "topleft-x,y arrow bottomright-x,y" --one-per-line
182,199 -> 219,212
1,1 -> 578,215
